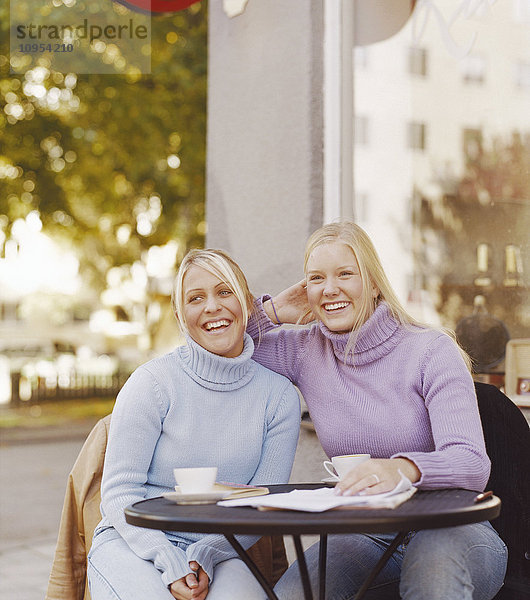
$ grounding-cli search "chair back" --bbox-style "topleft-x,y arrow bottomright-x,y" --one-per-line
475,382 -> 530,600
46,415 -> 287,599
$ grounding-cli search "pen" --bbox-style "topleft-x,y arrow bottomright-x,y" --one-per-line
474,490 -> 493,503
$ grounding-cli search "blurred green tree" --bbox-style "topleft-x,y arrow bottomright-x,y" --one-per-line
0,0 -> 207,294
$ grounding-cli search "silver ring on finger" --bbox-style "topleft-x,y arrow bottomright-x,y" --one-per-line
371,473 -> 380,485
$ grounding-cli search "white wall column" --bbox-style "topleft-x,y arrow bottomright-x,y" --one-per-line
206,0 -> 324,294
323,0 -> 355,223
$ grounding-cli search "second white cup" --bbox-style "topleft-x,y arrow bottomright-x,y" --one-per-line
323,454 -> 370,480
173,467 -> 218,494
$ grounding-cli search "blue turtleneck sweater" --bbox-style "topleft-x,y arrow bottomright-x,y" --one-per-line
92,333 -> 300,586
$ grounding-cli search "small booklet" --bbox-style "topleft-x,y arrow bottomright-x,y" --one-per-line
218,474 -> 416,512
211,482 -> 269,499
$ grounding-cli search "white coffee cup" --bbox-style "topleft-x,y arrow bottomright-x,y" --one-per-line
323,454 -> 370,480
173,467 -> 218,494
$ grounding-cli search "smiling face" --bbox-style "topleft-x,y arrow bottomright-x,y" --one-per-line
306,242 -> 374,333
182,265 -> 245,358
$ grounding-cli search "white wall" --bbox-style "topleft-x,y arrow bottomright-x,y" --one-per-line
206,0 -> 324,296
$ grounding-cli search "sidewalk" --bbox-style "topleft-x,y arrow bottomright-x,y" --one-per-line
1,537 -> 58,600
0,421 -> 95,600
0,418 -> 101,446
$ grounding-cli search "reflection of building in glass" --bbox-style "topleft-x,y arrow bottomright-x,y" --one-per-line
353,1 -> 529,337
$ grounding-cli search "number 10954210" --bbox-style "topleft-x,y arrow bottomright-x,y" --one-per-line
18,43 -> 74,53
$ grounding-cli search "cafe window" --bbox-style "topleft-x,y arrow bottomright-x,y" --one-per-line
0,302 -> 20,322
352,1 -> 529,383
407,122 -> 426,151
513,0 -> 530,22
354,115 -> 369,146
461,54 -> 487,84
515,61 -> 530,89
354,46 -> 369,69
354,191 -> 370,223
408,46 -> 428,77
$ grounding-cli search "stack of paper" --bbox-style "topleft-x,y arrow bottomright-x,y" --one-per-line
218,475 -> 416,512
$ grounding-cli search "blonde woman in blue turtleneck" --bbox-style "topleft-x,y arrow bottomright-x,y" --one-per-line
87,249 -> 300,600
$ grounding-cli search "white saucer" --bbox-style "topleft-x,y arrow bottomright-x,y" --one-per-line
321,477 -> 339,485
162,491 -> 230,505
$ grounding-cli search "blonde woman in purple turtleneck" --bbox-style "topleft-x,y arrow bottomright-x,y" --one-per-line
247,221 -> 507,600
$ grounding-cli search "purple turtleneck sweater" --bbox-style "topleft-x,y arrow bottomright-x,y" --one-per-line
248,298 -> 490,492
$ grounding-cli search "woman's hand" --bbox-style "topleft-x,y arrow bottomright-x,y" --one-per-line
169,561 -> 209,600
334,458 -> 420,497
263,280 -> 314,325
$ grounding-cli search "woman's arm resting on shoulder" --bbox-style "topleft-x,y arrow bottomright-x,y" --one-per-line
263,279 -> 314,325
247,294 -> 312,383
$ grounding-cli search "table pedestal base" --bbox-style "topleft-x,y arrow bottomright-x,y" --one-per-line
225,530 -> 407,600
225,534 -> 278,599
319,534 -> 327,600
353,531 -> 406,600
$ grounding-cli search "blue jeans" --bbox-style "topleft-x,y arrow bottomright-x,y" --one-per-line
87,529 -> 267,600
274,522 -> 507,600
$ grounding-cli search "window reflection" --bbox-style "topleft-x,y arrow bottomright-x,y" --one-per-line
354,115 -> 370,147
460,54 -> 487,84
515,60 -> 530,89
408,46 -> 428,77
353,0 -> 529,382
408,122 -> 427,151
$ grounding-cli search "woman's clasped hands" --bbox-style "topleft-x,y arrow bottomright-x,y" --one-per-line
170,561 -> 209,600
334,458 -> 421,497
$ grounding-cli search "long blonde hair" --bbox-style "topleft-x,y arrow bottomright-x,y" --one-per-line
172,248 -> 254,335
304,221 -> 471,368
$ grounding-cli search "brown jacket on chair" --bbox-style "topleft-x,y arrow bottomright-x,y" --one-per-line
46,415 -> 111,600
45,415 -> 288,600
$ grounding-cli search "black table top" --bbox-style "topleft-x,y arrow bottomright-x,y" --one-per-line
125,484 -> 501,536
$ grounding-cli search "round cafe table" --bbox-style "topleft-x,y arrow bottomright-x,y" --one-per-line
124,484 -> 500,600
